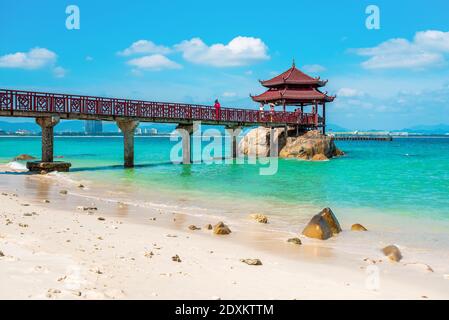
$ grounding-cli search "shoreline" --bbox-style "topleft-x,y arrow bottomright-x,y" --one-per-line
1,167 -> 448,299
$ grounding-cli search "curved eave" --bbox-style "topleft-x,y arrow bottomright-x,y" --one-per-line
260,79 -> 324,87
251,93 -> 336,104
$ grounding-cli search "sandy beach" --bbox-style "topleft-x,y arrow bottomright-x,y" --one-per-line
0,166 -> 448,300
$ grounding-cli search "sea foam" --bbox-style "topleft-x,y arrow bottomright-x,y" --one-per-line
7,161 -> 27,171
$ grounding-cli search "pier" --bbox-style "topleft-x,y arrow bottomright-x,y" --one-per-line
0,88 -> 322,170
0,64 -> 335,171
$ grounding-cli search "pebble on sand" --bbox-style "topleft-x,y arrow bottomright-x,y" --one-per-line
287,238 -> 302,245
205,224 -> 213,230
351,223 -> 368,231
0,250 -> 4,257
188,225 -> 201,230
172,254 -> 182,262
240,259 -> 262,266
60,190 -> 68,195
97,217 -> 106,221
77,206 -> 98,211
249,213 -> 268,224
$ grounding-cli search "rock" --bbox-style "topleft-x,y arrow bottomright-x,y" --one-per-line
188,225 -> 201,230
19,223 -> 29,228
250,213 -> 268,224
77,206 -> 97,211
238,127 -> 286,157
13,154 -> 36,161
287,237 -> 302,245
213,222 -> 231,235
239,128 -> 344,160
0,250 -> 4,257
172,254 -> 182,262
382,245 -> 402,262
302,207 -> 342,240
205,224 -> 213,230
351,223 -> 367,231
42,199 -> 50,203
280,130 -> 344,160
311,153 -> 328,161
78,184 -> 85,188
240,259 -> 262,266
97,217 -> 106,221
60,190 -> 68,195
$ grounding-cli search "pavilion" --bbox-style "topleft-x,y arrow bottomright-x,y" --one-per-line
251,61 -> 335,134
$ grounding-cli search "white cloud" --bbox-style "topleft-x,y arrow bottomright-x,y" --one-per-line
302,64 -> 326,73
415,30 -> 449,52
175,36 -> 269,67
337,88 -> 364,97
0,47 -> 57,69
118,40 -> 171,56
127,54 -> 181,71
52,66 -> 67,78
354,30 -> 449,70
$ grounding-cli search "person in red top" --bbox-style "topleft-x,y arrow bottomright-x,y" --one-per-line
214,99 -> 221,120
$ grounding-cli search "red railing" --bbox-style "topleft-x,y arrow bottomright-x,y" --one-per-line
0,89 -> 319,126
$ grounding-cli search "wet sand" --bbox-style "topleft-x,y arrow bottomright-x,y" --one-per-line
0,169 -> 448,299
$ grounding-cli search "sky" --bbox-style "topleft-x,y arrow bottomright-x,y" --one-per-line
1,0 -> 449,130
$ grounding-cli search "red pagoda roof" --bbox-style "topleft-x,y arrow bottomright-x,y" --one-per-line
260,62 -> 327,87
251,87 -> 335,105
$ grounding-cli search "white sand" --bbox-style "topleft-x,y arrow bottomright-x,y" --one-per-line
0,172 -> 448,300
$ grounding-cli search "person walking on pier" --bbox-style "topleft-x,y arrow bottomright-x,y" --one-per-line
214,99 -> 221,120
269,103 -> 275,122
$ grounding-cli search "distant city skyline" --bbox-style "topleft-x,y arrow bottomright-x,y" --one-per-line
1,0 -> 449,130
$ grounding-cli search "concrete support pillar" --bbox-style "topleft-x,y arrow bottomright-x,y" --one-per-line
176,124 -> 193,164
117,119 -> 139,168
225,126 -> 241,159
36,116 -> 60,162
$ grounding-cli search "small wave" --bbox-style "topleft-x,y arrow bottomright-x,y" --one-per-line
7,161 -> 27,171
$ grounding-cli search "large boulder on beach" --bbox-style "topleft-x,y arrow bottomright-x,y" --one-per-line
302,207 -> 342,240
382,245 -> 402,262
213,222 -> 231,235
239,128 -> 343,160
13,154 -> 36,161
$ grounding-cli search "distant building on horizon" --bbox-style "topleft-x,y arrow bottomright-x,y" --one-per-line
84,120 -> 103,135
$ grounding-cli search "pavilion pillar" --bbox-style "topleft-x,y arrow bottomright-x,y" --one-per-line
117,119 -> 139,168
225,126 -> 241,158
176,124 -> 193,164
322,103 -> 326,135
36,116 -> 60,163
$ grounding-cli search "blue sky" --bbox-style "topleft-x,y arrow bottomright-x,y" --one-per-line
1,0 -> 449,130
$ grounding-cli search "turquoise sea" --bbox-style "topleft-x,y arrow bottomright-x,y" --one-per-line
1,135 -> 449,227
